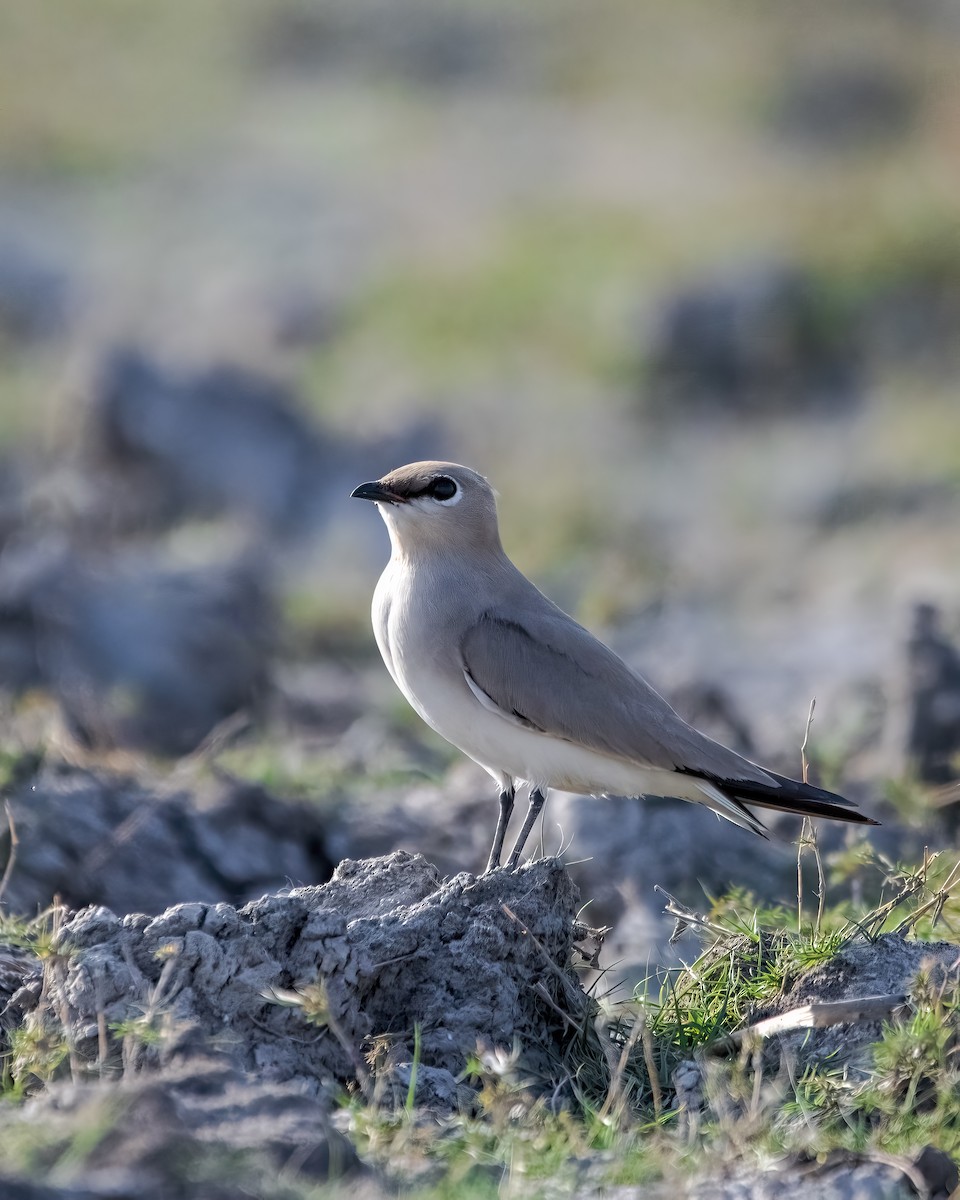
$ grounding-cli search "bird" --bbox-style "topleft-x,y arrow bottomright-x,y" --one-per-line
351,461 -> 877,873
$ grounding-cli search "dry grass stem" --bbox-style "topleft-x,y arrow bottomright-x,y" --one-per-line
0,802 -> 19,907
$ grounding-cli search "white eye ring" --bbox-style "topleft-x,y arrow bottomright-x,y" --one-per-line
435,485 -> 461,507
427,476 -> 461,505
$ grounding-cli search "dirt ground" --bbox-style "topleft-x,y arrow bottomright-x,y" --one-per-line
0,2 -> 958,1196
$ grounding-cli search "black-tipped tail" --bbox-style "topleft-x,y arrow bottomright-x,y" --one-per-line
727,770 -> 878,827
684,766 -> 878,831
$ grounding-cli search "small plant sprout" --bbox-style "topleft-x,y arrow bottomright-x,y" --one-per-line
261,978 -> 372,1101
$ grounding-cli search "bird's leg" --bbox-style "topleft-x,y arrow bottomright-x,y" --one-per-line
505,787 -> 546,871
484,784 -> 515,873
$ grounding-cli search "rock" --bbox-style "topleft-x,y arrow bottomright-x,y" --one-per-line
685,1158 -> 914,1200
905,603 -> 960,784
752,933 -> 959,1074
577,1151 -> 918,1198
25,853 -> 583,1111
0,540 -> 274,755
0,1056 -> 360,1198
0,240 -> 71,344
858,251 -> 960,373
0,1183 -> 101,1200
1,762 -> 333,918
82,347 -> 449,544
814,481 -> 959,531
251,0 -> 533,88
911,1145 -> 959,1198
325,763 -> 498,880
772,57 -> 918,151
642,261 -> 860,419
88,349 -> 333,538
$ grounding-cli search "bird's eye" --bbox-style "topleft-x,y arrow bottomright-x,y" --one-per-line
429,476 -> 458,501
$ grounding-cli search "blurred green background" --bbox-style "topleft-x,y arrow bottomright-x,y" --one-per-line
1,0 -> 959,781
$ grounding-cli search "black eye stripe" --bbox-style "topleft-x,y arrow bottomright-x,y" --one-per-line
428,476 -> 458,501
398,475 -> 459,500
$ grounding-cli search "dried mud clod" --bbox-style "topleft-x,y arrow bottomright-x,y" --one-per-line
9,852 -> 585,1113
0,761 -> 334,919
753,933 -> 960,1073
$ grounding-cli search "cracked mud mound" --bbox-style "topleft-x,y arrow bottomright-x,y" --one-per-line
18,852 -> 583,1110
756,933 -> 960,1074
0,853 -> 586,1195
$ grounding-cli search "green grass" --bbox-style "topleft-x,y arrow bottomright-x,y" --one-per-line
0,0 -> 957,1188
211,711 -> 456,803
317,838 -> 960,1196
0,833 -> 957,1195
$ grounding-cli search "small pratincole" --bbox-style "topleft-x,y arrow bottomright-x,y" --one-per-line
352,461 -> 877,873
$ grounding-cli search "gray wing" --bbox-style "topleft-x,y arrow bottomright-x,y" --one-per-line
460,608 -> 777,786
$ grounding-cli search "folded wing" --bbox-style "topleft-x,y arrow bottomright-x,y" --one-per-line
460,608 -> 874,827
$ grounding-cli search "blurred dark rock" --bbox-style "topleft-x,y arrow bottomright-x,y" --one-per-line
2,1058 -> 360,1198
668,681 -> 756,757
89,349 -> 332,538
30,853 -> 582,1110
0,454 -> 37,553
252,0 -> 528,87
83,347 -> 448,542
551,1147 -> 920,1198
0,541 -> 274,755
815,480 -> 959,530
686,1157 -> 916,1200
773,58 -> 919,151
906,603 -> 960,784
0,1184 -> 101,1200
0,241 -> 71,344
912,1146 -> 959,1199
2,761 -> 333,917
270,284 -> 340,349
325,765 -> 497,879
643,262 -> 860,419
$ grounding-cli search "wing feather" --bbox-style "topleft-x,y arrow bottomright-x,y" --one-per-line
460,608 -> 776,785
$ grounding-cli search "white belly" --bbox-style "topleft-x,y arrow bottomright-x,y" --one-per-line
413,667 -> 718,807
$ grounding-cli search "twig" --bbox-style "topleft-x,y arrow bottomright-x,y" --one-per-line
863,1150 -> 936,1196
813,825 -> 826,936
797,821 -> 806,932
597,1011 -> 645,1124
501,903 -> 585,1007
97,1008 -> 108,1079
797,698 -> 816,930
533,981 -> 579,1033
641,1022 -> 662,1119
710,992 -> 908,1056
653,886 -> 731,942
889,856 -> 960,936
0,802 -> 19,906
800,697 -> 816,785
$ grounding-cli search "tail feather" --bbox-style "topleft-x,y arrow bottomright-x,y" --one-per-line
684,767 -> 878,831
731,770 -> 877,826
